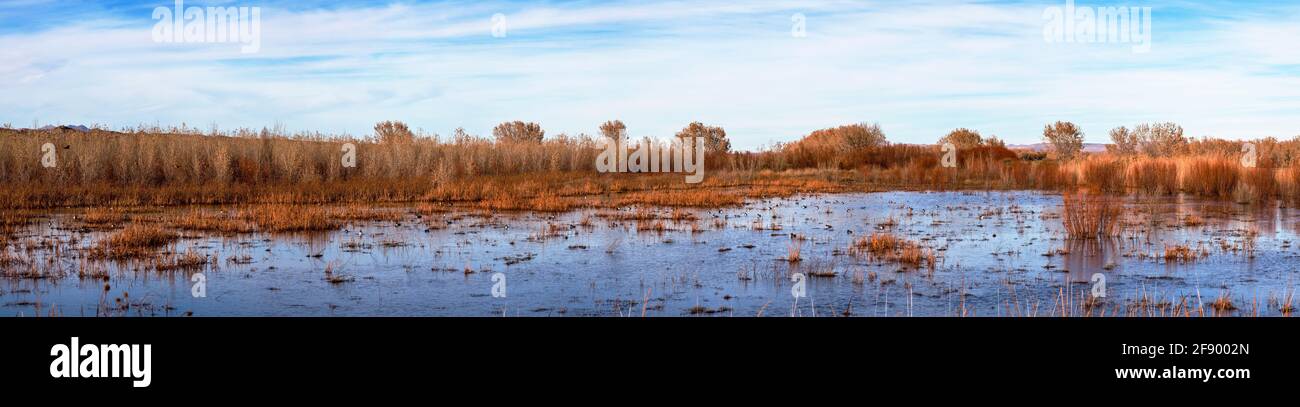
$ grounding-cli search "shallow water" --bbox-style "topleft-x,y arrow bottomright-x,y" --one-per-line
3,191 -> 1299,316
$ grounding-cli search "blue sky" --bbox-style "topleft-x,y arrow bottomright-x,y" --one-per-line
2,0 -> 1298,149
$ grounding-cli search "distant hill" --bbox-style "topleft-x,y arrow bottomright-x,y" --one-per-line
36,124 -> 91,132
1005,142 -> 1108,153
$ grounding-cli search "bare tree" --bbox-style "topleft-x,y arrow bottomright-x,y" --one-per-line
984,135 -> 1006,148
675,122 -> 732,153
374,121 -> 414,144
1108,126 -> 1139,155
1043,121 -> 1084,160
841,122 -> 887,150
599,120 -> 626,143
492,121 -> 545,143
1136,122 -> 1186,157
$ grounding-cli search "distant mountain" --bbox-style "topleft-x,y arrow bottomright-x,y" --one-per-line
36,124 -> 91,132
1005,142 -> 1108,153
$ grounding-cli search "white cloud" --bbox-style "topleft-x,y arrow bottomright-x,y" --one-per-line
1,0 -> 1297,148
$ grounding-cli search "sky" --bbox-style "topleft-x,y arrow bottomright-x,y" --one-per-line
1,0 -> 1298,150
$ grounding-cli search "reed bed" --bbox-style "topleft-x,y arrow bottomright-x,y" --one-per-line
90,225 -> 179,259
1182,158 -> 1239,198
1061,191 -> 1121,239
1127,158 -> 1178,195
3,125 -> 1299,212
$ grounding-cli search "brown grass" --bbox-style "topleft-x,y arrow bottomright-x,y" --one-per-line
241,205 -> 338,232
1162,244 -> 1204,263
1061,191 -> 1121,239
92,225 -> 179,259
1079,157 -> 1125,193
82,207 -> 128,226
1183,158 -> 1239,198
850,232 -> 935,269
785,240 -> 802,262
1128,158 -> 1178,195
154,250 -> 209,271
1240,167 -> 1278,202
3,125 -> 1297,212
168,208 -> 257,233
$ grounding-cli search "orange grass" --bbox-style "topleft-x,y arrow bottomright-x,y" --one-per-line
1061,190 -> 1121,239
4,126 -> 1298,212
850,232 -> 936,269
1183,158 -> 1239,198
1128,158 -> 1178,195
91,225 -> 179,259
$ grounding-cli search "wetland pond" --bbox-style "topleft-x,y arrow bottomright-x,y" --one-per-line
2,191 -> 1298,316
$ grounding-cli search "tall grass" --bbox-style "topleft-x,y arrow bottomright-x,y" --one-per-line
1079,157 -> 1125,193
1182,158 -> 1239,198
1062,191 -> 1121,239
3,124 -> 1297,210
1127,158 -> 1178,195
1240,167 -> 1278,202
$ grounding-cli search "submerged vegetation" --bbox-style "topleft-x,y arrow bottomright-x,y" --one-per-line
1,120 -> 1298,317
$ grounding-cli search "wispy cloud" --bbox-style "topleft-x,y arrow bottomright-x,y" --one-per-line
1,0 -> 1297,148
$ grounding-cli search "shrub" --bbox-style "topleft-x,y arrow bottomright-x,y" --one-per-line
1043,121 -> 1084,160
675,122 -> 731,153
1108,126 -> 1139,155
939,128 -> 982,149
492,121 -> 545,144
599,120 -> 626,143
1136,122 -> 1186,157
374,121 -> 414,144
